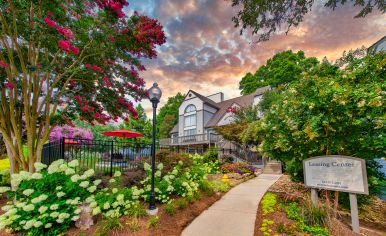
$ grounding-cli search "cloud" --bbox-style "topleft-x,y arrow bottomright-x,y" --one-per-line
130,0 -> 385,115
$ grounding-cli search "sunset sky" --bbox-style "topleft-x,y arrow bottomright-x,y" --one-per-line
128,0 -> 385,115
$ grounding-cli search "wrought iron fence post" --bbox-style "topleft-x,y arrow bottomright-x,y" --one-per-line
48,142 -> 51,164
110,140 -> 114,177
60,137 -> 65,160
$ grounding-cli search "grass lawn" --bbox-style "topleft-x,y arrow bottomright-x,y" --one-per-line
0,159 -> 9,171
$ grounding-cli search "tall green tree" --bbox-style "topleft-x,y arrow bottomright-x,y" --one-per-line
0,1 -> 165,173
242,52 -> 385,196
157,93 -> 185,139
231,0 -> 385,41
121,104 -> 152,144
239,51 -> 319,95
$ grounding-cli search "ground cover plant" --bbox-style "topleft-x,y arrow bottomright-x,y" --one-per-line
256,192 -> 330,236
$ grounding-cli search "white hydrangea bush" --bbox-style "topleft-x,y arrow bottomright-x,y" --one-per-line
91,171 -> 143,218
0,159 -> 102,235
141,155 -> 215,203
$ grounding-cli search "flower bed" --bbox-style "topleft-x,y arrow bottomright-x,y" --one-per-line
0,152 -> 251,235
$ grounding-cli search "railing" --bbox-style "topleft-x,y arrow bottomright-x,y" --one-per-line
41,138 -> 162,176
160,133 -> 221,146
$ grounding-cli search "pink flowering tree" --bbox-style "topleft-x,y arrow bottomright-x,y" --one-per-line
49,126 -> 93,142
0,1 -> 166,173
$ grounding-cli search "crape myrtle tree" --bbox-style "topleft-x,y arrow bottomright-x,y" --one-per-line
231,0 -> 385,41
0,0 -> 166,174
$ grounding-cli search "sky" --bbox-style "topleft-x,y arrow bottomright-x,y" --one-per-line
127,0 -> 385,115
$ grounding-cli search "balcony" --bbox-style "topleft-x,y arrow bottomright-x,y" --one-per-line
160,133 -> 221,146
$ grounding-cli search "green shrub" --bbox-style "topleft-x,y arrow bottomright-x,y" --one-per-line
95,217 -> 123,236
176,199 -> 187,209
93,171 -> 142,218
261,192 -> 277,215
0,170 -> 10,186
210,180 -> 229,193
193,191 -> 201,200
199,180 -> 215,196
0,159 -> 98,235
127,202 -> 147,218
165,202 -> 176,215
285,202 -> 301,221
301,201 -> 329,227
126,218 -> 140,232
155,150 -> 193,173
147,216 -> 159,228
203,149 -> 218,163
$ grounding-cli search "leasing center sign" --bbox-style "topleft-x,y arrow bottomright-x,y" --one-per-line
303,155 -> 368,194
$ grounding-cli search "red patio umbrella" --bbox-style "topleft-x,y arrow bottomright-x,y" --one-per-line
101,129 -> 144,138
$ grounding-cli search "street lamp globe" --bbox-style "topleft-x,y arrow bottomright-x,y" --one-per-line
148,83 -> 162,103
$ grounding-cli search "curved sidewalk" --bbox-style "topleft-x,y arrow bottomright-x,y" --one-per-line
182,174 -> 282,236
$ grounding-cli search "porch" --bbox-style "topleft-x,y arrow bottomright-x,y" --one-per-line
160,133 -> 222,146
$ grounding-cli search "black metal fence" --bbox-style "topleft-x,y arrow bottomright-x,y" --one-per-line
41,138 -> 157,176
41,138 -> 264,176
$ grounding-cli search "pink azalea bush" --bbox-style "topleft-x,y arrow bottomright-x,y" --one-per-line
49,126 -> 93,142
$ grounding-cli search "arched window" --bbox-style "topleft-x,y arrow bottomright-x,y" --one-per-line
185,104 -> 196,113
184,105 -> 197,136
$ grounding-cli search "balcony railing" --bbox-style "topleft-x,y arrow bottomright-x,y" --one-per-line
160,133 -> 221,146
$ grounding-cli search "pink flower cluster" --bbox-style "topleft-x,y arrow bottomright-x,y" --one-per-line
49,125 -> 93,142
96,0 -> 128,18
44,15 -> 79,54
226,106 -> 237,113
58,40 -> 79,54
3,82 -> 15,89
132,16 -> 166,58
85,64 -> 102,72
0,60 -> 9,68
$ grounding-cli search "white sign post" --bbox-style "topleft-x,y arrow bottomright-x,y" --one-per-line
303,155 -> 368,234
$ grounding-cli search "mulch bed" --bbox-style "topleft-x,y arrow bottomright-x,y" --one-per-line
65,192 -> 224,236
254,175 -> 386,236
0,172 -> 257,236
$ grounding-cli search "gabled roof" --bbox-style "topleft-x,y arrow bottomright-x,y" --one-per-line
170,124 -> 178,134
205,86 -> 270,127
188,90 -> 219,109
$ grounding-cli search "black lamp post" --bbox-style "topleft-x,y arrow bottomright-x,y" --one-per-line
147,83 -> 162,214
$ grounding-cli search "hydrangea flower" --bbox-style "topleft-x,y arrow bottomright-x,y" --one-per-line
45,223 -> 52,228
79,181 -> 89,188
0,187 -> 10,194
32,173 -> 43,179
87,186 -> 97,193
92,206 -> 101,216
113,171 -> 121,177
38,206 -> 48,214
68,160 -> 79,168
22,204 -> 34,212
22,189 -> 34,196
34,162 -> 47,172
93,179 -> 102,186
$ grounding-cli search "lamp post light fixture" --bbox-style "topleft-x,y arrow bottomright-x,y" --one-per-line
147,83 -> 162,215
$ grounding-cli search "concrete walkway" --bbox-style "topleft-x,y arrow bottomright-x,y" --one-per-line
182,174 -> 282,236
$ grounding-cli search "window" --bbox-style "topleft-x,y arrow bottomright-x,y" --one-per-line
184,129 -> 196,136
184,115 -> 196,127
185,104 -> 196,113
